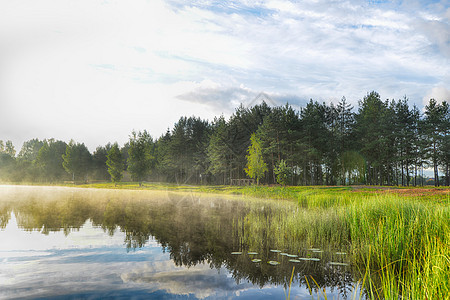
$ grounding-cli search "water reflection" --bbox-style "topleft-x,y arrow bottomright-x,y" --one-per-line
0,186 -> 359,299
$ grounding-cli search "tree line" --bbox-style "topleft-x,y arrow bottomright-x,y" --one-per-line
0,92 -> 448,186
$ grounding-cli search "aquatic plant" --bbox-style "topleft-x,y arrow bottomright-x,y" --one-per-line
235,187 -> 449,298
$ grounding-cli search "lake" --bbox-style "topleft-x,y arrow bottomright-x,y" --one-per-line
0,185 -> 361,299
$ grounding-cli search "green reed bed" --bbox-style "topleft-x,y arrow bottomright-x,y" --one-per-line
238,203 -> 349,251
346,194 -> 449,298
236,188 -> 449,299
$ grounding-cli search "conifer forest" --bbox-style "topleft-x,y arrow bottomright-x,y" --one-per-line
1,92 -> 449,187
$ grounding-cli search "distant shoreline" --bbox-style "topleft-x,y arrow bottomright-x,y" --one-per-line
1,182 -> 448,202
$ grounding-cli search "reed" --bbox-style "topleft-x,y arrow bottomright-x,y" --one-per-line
236,188 -> 449,299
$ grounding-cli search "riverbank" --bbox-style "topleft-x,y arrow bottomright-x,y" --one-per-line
4,181 -> 447,202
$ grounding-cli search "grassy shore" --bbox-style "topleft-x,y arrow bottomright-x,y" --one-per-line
218,184 -> 448,299
26,180 -> 449,201
2,181 -> 449,298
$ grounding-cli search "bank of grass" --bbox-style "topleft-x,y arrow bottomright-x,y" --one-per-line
234,186 -> 448,299
347,195 -> 449,299
3,181 -> 448,298
201,184 -> 447,299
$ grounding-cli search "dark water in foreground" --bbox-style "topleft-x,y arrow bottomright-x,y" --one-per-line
0,186 -> 360,299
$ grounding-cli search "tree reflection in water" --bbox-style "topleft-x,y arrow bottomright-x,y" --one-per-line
0,186 -> 355,298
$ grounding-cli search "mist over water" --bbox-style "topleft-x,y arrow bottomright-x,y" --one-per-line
0,186 -> 360,299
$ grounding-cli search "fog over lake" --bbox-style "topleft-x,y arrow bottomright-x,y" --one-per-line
0,185 -> 359,299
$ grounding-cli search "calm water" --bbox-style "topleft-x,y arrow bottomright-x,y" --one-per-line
0,185 -> 360,299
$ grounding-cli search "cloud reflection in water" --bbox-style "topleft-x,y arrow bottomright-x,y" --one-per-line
122,262 -> 254,299
0,215 -> 254,299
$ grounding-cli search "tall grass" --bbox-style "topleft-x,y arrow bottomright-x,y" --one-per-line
236,188 -> 449,299
347,195 -> 449,299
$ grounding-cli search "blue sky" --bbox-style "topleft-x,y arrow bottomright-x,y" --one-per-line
0,0 -> 449,151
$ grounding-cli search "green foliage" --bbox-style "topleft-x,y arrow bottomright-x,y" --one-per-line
299,100 -> 331,185
35,139 -> 68,182
106,143 -> 123,186
127,130 -> 154,185
0,140 -> 16,157
18,139 -> 44,161
339,150 -> 365,185
423,99 -> 449,186
0,92 -> 449,187
0,152 -> 16,181
207,103 -> 271,184
154,117 -> 211,184
92,144 -> 111,180
245,133 -> 268,185
354,91 -> 387,184
62,140 -> 92,182
207,116 -> 230,181
256,104 -> 301,184
274,159 -> 290,185
4,140 -> 16,157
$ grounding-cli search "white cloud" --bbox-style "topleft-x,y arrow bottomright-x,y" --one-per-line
0,0 -> 449,150
423,86 -> 450,105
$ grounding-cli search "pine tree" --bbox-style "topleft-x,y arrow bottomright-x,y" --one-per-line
35,139 -> 67,182
207,116 -> 231,184
127,130 -> 154,186
354,91 -> 387,185
62,140 -> 92,182
4,141 -> 16,157
106,143 -> 123,186
441,102 -> 450,186
274,159 -> 290,186
423,99 -> 446,186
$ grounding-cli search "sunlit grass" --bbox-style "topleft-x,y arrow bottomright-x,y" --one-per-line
232,186 -> 449,299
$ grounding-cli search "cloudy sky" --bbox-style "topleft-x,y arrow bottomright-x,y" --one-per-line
1,0 -> 449,151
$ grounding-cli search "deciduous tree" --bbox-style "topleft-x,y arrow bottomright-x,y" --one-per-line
245,133 -> 267,185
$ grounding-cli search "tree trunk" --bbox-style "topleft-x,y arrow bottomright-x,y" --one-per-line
406,162 -> 410,186
433,142 -> 440,186
421,165 -> 424,187
434,162 -> 439,187
401,158 -> 404,186
229,162 -> 232,186
414,164 -> 417,187
271,152 -> 276,184
446,163 -> 449,186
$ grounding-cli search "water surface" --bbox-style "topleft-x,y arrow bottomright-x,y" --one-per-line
0,185 -> 359,299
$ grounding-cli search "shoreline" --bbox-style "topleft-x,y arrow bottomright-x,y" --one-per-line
1,181 -> 448,202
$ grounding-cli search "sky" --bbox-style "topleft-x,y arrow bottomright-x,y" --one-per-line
0,0 -> 449,152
